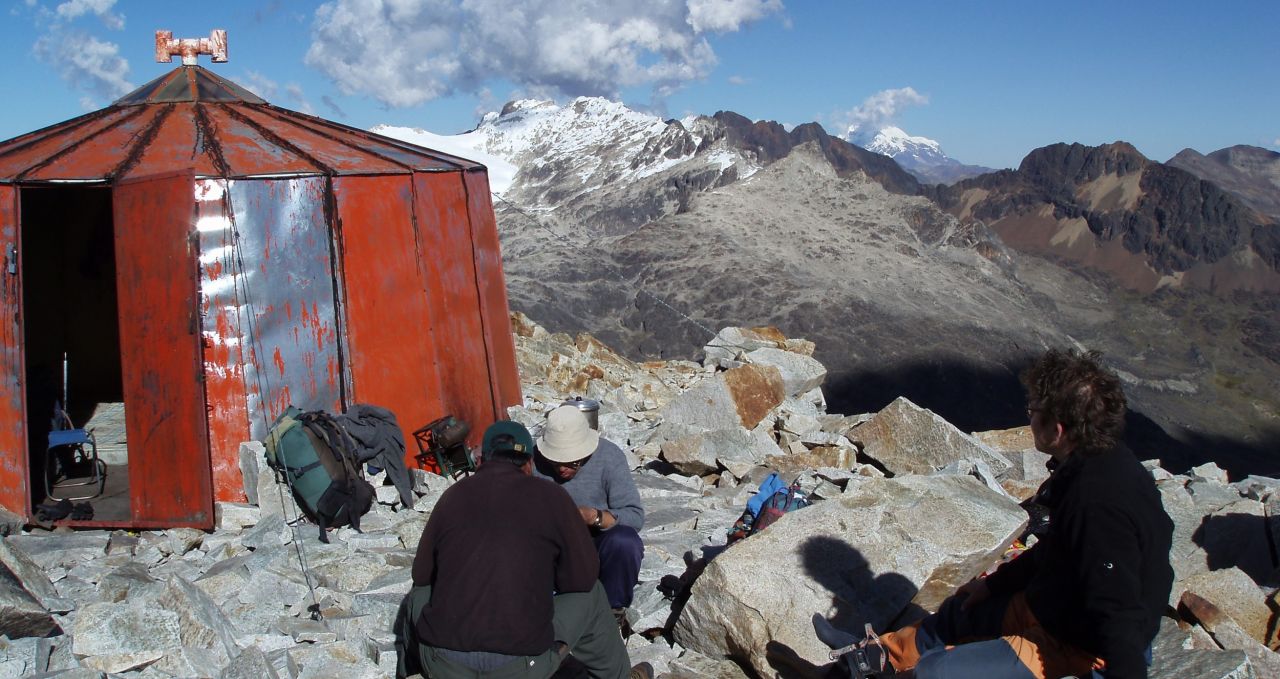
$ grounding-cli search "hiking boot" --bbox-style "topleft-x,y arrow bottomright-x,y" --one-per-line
628,661 -> 654,679
831,624 -> 893,679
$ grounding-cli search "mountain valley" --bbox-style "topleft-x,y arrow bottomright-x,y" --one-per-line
381,100 -> 1280,477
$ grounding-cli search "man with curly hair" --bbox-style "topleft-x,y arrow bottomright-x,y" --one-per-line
846,349 -> 1174,679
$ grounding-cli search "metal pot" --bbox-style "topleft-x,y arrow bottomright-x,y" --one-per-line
560,396 -> 600,431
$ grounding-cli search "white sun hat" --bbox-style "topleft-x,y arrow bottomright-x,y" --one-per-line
537,405 -> 600,463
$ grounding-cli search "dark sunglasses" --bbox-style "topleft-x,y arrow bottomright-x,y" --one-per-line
554,455 -> 591,470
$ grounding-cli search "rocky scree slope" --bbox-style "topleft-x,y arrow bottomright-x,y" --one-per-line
0,318 -> 1277,679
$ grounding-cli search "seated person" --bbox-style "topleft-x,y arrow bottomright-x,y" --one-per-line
396,420 -> 651,679
842,349 -> 1173,679
534,406 -> 645,618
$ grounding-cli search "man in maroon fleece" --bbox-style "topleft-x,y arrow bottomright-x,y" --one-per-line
395,421 -> 649,679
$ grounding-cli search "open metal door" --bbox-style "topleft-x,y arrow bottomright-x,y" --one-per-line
0,185 -> 28,517
113,171 -> 213,528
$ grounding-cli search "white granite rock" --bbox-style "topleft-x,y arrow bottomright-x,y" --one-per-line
850,397 -> 1011,476
673,475 -> 1025,676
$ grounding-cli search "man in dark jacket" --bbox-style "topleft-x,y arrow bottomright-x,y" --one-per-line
855,349 -> 1174,679
395,421 -> 651,679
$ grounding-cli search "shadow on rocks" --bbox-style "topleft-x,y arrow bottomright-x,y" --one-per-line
765,639 -> 847,679
658,544 -> 731,634
798,536 -> 926,638
1192,513 -> 1280,587
765,536 -> 925,679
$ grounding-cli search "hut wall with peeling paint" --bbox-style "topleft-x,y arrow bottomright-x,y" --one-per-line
0,66 -> 522,527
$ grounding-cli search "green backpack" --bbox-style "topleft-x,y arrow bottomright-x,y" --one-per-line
263,406 -> 375,542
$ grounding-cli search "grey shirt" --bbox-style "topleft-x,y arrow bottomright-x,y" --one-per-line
533,437 -> 645,531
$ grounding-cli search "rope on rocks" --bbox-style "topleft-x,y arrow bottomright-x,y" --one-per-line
490,193 -> 720,342
223,182 -> 326,623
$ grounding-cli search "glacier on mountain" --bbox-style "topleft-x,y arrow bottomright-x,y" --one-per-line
376,97 -> 756,203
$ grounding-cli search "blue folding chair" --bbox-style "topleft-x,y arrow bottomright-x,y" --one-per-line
44,400 -> 105,502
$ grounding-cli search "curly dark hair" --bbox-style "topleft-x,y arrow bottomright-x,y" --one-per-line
1021,348 -> 1127,454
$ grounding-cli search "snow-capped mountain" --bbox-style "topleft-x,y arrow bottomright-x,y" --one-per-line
850,125 -> 947,162
846,125 -> 994,185
375,98 -> 750,203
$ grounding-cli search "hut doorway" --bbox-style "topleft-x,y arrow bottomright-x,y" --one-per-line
20,186 -> 129,520
17,172 -> 214,528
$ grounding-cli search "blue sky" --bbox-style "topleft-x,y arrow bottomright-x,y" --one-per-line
2,0 -> 1276,169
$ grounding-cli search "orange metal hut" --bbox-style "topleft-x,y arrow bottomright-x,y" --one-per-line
0,32 -> 521,528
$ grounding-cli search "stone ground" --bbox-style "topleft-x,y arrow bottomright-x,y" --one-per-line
0,319 -> 1277,678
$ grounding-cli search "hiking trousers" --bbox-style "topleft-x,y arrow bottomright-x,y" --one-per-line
595,525 -> 643,609
394,580 -> 631,679
878,590 -> 1103,679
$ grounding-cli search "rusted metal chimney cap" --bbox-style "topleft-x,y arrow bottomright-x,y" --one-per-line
156,29 -> 228,65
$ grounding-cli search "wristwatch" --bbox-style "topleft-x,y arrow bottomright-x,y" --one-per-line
593,508 -> 604,528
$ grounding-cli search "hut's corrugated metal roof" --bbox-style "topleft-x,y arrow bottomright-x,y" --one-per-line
0,66 -> 485,182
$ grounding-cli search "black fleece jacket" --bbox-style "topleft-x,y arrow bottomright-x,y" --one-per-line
412,461 -> 599,655
983,444 -> 1174,679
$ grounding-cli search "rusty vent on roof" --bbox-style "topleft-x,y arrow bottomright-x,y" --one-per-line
113,30 -> 259,105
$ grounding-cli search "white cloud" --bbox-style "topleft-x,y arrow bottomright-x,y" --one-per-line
837,86 -> 929,139
240,70 -> 280,100
305,0 -> 784,109
686,0 -> 782,33
34,33 -> 133,108
727,75 -> 748,85
285,84 -> 315,115
55,0 -> 124,30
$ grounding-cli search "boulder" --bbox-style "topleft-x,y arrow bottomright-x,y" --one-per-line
0,636 -> 45,677
239,441 -> 264,505
4,533 -> 109,570
1192,462 -> 1231,484
673,475 -> 1024,676
971,425 -> 1035,454
1234,475 -> 1280,502
0,508 -> 22,537
661,364 -> 785,432
1194,499 -> 1274,586
155,576 -> 241,662
1179,568 -> 1276,648
745,347 -> 826,398
215,502 -> 261,531
98,561 -> 161,603
702,327 -> 787,368
72,602 -> 184,657
0,565 -> 59,638
80,650 -> 163,673
849,397 -> 1011,476
1148,617 -> 1255,679
661,428 -> 781,480
1160,481 -> 1213,595
1181,590 -> 1280,677
0,537 -> 60,606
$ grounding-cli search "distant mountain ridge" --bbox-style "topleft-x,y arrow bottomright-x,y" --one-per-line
1167,145 -> 1280,221
847,125 -> 996,185
930,141 -> 1280,293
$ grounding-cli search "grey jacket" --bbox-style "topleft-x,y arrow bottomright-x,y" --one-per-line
533,437 -> 645,531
